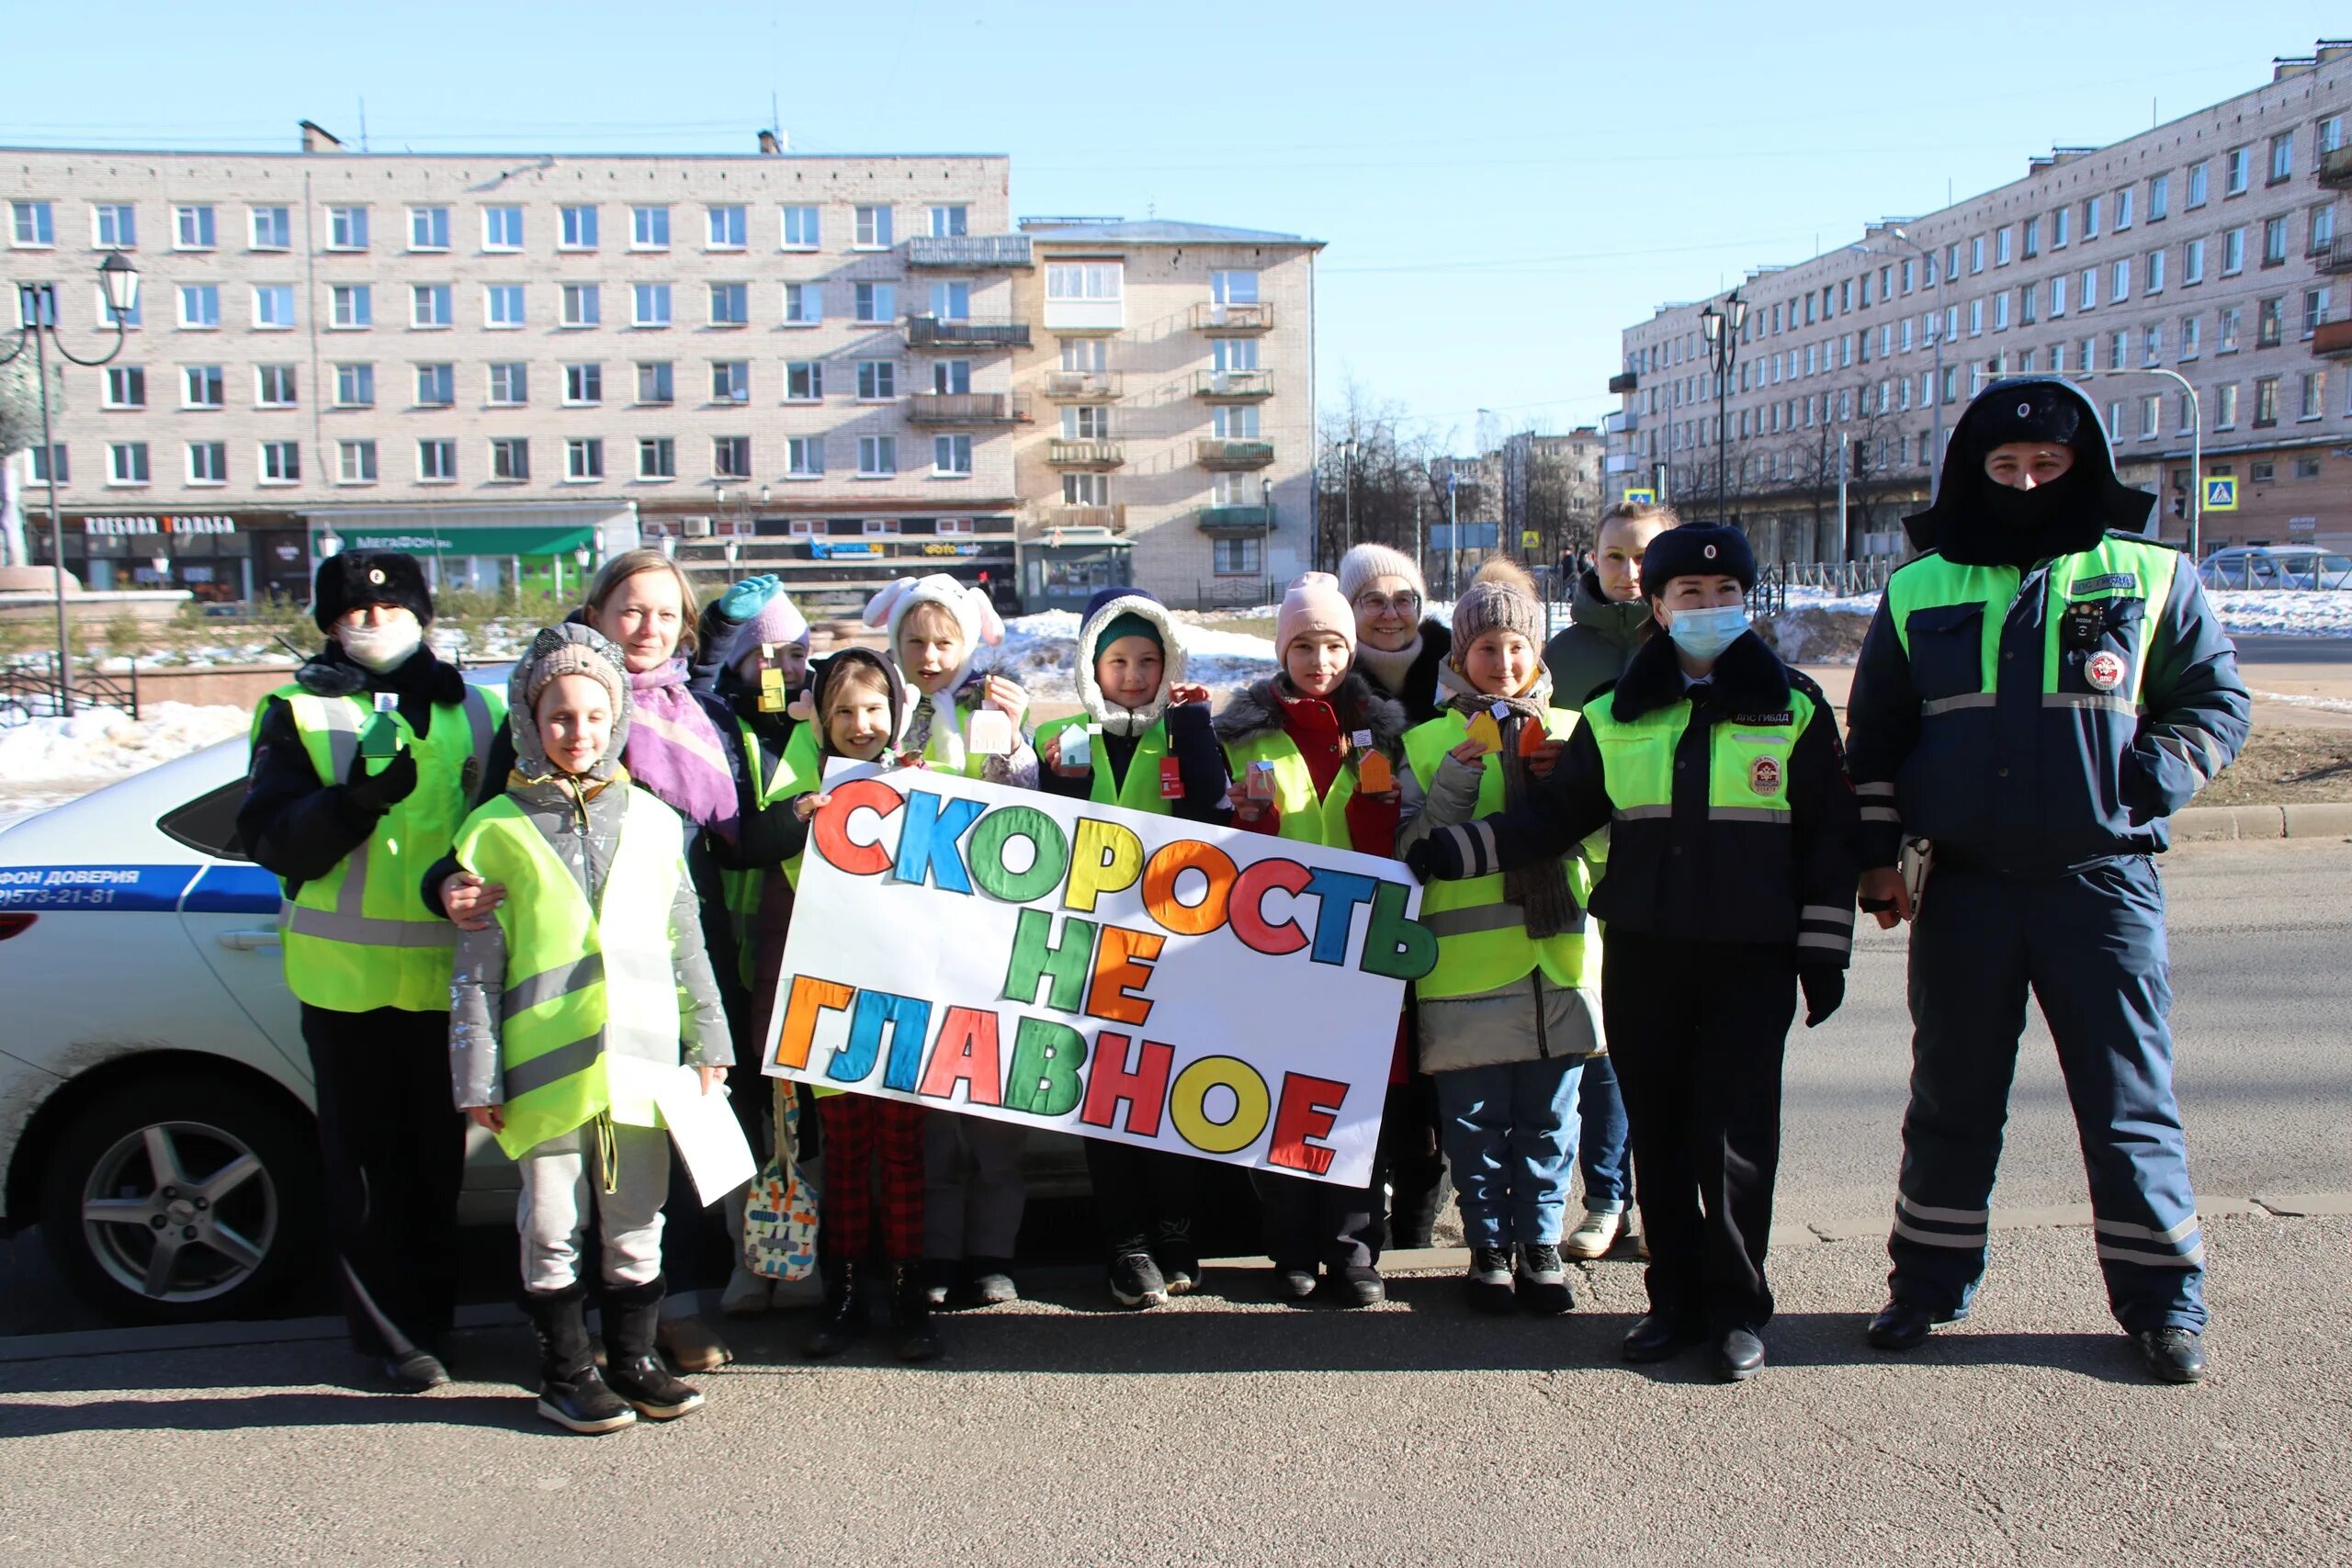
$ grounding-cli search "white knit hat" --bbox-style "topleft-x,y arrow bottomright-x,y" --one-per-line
862,573 -> 1006,693
1337,542 -> 1428,605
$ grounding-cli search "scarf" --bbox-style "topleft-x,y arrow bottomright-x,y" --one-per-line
1355,634 -> 1423,697
621,659 -> 740,842
294,640 -> 466,739
1436,660 -> 1575,942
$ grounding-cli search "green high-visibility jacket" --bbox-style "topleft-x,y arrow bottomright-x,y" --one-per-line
1034,713 -> 1177,816
258,682 -> 502,1013
717,718 -> 821,988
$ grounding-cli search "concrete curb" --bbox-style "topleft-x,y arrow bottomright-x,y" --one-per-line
4,1197 -> 2338,1365
2171,801 -> 2352,840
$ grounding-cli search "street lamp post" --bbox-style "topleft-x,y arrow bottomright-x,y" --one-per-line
1698,288 -> 1747,528
1,251 -> 140,717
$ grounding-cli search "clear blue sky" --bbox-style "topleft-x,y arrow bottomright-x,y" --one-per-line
7,0 -> 2340,448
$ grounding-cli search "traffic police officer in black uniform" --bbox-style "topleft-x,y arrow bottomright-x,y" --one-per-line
1846,378 -> 2250,1383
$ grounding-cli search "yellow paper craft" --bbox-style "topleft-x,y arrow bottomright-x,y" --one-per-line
1357,751 -> 1394,794
1464,711 -> 1503,755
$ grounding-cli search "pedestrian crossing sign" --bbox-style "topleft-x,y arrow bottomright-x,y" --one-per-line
2204,477 -> 2238,511
1623,487 -> 1657,505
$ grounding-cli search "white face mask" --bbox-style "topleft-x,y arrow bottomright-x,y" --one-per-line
339,616 -> 424,673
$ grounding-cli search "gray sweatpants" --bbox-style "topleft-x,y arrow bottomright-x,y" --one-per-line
517,1122 -> 669,1293
922,1109 -> 1028,1261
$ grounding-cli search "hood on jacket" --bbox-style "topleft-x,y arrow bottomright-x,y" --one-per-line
1903,377 -> 2154,560
862,573 -> 1006,694
1215,670 -> 1408,754
1073,587 -> 1185,737
808,645 -> 911,759
1569,570 -> 1655,649
508,622 -> 634,782
1606,626 -> 1789,726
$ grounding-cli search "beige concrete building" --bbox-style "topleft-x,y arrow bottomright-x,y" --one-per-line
1007,219 -> 1321,610
0,130 -> 1032,611
1615,40 -> 2352,562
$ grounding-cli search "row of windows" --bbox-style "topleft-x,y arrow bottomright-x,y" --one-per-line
6,198 -> 969,255
23,432 -> 992,488
89,355 -> 1010,411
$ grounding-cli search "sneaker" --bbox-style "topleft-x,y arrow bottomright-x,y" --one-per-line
1515,1243 -> 1576,1315
1561,1209 -> 1623,1261
1109,1248 -> 1168,1309
922,1258 -> 959,1308
965,1258 -> 1020,1306
1464,1246 -> 1516,1314
1155,1221 -> 1202,1295
2133,1326 -> 2208,1384
381,1349 -> 451,1392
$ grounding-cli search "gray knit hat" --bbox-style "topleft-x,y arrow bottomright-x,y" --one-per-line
508,622 -> 632,779
1337,542 -> 1428,605
1448,558 -> 1544,656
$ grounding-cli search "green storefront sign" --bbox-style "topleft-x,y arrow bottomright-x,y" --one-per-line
341,525 -> 599,557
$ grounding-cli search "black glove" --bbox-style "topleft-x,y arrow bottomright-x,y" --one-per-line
1799,965 -> 1845,1029
1402,831 -> 1463,886
344,745 -> 418,815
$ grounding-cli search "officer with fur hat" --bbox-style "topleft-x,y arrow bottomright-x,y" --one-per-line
1407,524 -> 1859,1381
1847,377 -> 2249,1383
237,551 -> 504,1390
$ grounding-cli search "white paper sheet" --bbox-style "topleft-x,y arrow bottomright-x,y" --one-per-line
655,1066 -> 757,1207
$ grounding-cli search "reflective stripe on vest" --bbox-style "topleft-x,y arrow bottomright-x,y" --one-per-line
1886,536 -> 2180,714
452,787 -> 689,1157
1580,691 -> 1814,827
1035,714 -> 1177,817
1222,731 -> 1358,847
267,682 -> 503,1013
1402,710 -> 1601,1000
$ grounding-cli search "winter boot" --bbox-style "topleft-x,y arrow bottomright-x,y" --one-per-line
601,1276 -> 707,1419
804,1255 -> 864,1359
1514,1242 -> 1576,1315
1464,1246 -> 1517,1314
523,1281 -> 635,1436
965,1257 -> 1019,1306
891,1261 -> 943,1362
1155,1219 -> 1203,1296
1108,1240 -> 1169,1309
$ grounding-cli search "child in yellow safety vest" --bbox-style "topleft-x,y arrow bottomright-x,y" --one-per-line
1396,559 -> 1604,1317
1036,587 -> 1232,1308
1213,570 -> 1408,1307
447,623 -> 734,1435
767,647 -> 944,1362
865,573 -> 1038,1308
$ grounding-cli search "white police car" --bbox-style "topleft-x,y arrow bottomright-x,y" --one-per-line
0,695 -> 517,1325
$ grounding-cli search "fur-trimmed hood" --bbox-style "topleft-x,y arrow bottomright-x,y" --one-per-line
862,573 -> 1006,694
808,645 -> 912,759
1605,626 -> 1789,725
1215,671 -> 1409,754
1904,376 -> 2154,558
1073,588 -> 1184,738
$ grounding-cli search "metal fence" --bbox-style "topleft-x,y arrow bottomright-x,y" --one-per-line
0,655 -> 141,727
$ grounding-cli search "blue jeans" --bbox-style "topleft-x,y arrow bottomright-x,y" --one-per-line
1434,1056 -> 1585,1249
1577,1052 -> 1631,1213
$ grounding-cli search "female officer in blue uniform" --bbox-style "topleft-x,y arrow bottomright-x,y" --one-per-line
1845,378 -> 2250,1384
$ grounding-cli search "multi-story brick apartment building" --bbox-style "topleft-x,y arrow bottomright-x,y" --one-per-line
0,125 -> 1319,615
1613,41 -> 2352,563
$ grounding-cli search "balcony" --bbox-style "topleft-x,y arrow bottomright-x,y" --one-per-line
1600,408 -> 1637,435
1195,437 -> 1274,469
906,315 -> 1032,350
1607,371 -> 1639,394
1193,300 -> 1273,334
2321,144 -> 2352,189
905,391 -> 1033,424
2312,319 -> 2352,358
1192,368 -> 1273,401
2320,236 -> 2352,275
1196,504 -> 1272,534
1042,368 -> 1124,400
1046,439 -> 1125,469
905,234 -> 1034,269
1031,504 -> 1126,536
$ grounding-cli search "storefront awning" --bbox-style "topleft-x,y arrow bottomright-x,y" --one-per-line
339,525 -> 599,558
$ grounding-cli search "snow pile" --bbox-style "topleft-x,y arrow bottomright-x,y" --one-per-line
997,612 -> 1278,700
0,703 -> 251,806
2202,590 -> 2352,638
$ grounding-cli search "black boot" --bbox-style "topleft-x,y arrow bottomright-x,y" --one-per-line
523,1281 -> 635,1435
804,1255 -> 863,1359
600,1276 -> 706,1419
891,1261 -> 943,1362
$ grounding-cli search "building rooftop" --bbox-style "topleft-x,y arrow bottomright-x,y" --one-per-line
1018,218 -> 1321,247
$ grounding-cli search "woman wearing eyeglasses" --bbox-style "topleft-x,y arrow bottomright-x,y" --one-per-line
1336,543 -> 1453,1249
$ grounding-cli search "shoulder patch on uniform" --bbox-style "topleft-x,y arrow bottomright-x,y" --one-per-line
2070,572 -> 2138,595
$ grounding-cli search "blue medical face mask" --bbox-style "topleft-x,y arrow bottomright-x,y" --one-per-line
1664,604 -> 1748,662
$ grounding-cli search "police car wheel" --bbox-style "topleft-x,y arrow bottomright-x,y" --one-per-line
39,1072 -> 322,1326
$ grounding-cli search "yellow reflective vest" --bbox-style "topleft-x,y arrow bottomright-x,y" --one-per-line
1220,730 -> 1362,847
1403,709 -> 1602,1000
451,786 -> 693,1158
260,682 -> 502,1014
717,718 -> 821,988
1034,714 -> 1179,817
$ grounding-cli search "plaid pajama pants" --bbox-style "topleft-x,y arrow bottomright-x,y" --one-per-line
819,1094 -> 927,1261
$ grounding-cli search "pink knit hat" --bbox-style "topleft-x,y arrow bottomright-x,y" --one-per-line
1275,571 -> 1356,663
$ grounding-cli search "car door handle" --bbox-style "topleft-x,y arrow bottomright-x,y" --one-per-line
215,929 -> 282,952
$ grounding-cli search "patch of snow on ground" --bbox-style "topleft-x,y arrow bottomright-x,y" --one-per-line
2201,590 -> 2352,639
999,612 -> 1278,701
0,703 -> 252,810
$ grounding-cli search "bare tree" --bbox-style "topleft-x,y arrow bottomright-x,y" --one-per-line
0,358 -> 57,570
